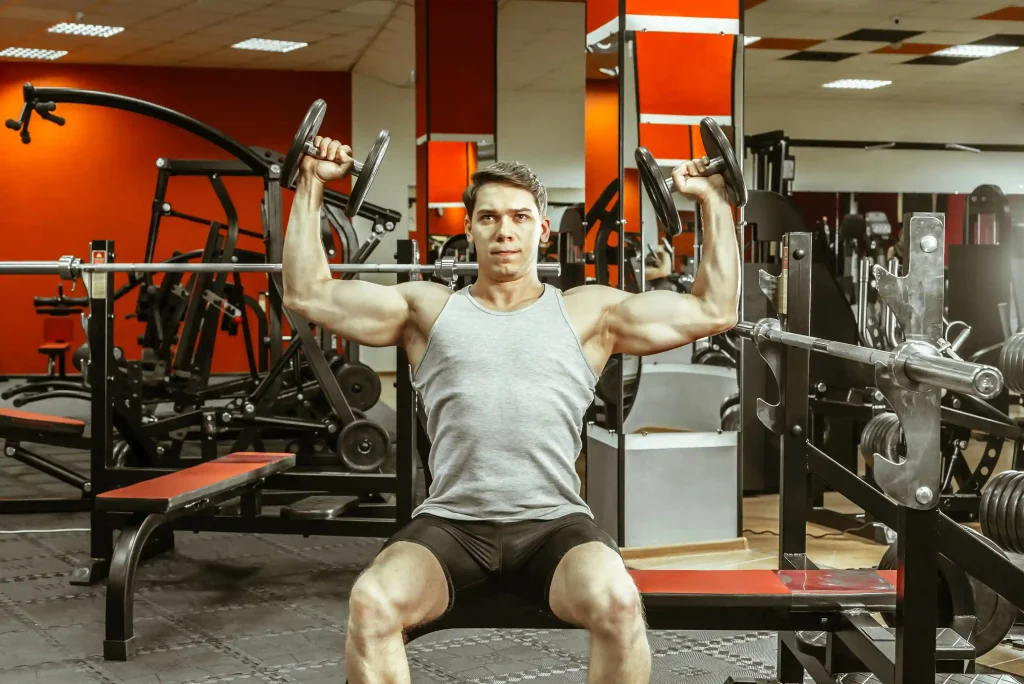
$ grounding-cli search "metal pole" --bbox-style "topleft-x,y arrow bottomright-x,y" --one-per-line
0,259 -> 561,279
733,320 -> 1002,399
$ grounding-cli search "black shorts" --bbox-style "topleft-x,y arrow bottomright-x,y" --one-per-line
380,512 -> 618,617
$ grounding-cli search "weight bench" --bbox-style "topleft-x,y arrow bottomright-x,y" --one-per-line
95,451 -> 295,661
0,407 -> 91,513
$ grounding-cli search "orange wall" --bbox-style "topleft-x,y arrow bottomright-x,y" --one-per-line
0,63 -> 352,375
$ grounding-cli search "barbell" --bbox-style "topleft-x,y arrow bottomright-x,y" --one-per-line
0,256 -> 561,284
280,99 -> 390,219
635,117 -> 748,238
734,319 -> 1002,400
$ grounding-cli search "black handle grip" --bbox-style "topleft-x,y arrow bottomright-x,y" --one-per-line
42,113 -> 65,126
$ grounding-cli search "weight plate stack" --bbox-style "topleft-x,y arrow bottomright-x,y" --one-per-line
999,332 -> 1024,393
980,469 -> 1024,553
859,411 -> 901,466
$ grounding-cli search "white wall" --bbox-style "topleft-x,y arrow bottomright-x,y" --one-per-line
497,88 -> 585,190
745,97 -> 1024,194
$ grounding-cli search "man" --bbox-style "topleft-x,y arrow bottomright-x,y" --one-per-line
282,136 -> 740,684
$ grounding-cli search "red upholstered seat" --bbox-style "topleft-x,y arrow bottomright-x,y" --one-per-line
0,407 -> 86,435
628,568 -> 897,597
38,342 -> 72,352
96,452 -> 295,514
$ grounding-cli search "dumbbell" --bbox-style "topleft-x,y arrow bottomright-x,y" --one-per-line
280,99 -> 390,218
635,117 -> 748,237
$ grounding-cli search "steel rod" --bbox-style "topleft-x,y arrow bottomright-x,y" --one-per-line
733,320 -> 1002,399
0,259 -> 560,278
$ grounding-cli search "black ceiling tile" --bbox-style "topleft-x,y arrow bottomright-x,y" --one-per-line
971,34 -> 1024,47
838,29 -> 924,43
902,55 -> 979,65
782,51 -> 858,62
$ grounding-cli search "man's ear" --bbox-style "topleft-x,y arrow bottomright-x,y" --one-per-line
539,215 -> 552,244
464,214 -> 472,242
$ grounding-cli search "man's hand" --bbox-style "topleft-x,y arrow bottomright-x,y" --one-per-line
671,156 -> 728,205
300,135 -> 355,186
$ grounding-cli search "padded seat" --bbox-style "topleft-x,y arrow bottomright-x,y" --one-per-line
0,407 -> 86,436
97,452 -> 295,514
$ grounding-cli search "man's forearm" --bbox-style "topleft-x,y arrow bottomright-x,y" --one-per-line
690,196 -> 740,323
282,176 -> 332,304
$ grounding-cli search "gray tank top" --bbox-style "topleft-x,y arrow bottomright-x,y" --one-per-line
411,283 -> 599,521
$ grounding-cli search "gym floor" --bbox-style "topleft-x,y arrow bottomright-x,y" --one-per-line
2,385 -> 1023,684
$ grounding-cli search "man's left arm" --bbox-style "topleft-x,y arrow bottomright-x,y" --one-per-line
601,159 -> 740,356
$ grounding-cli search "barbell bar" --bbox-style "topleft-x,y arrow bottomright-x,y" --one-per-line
0,256 -> 561,283
734,320 -> 1003,400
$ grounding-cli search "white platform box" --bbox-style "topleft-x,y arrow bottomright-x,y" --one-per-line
585,426 -> 739,549
623,363 -> 737,434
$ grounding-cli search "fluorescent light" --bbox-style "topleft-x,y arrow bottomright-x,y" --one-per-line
49,22 -> 124,38
232,38 -> 307,53
822,79 -> 892,90
0,47 -> 67,60
744,36 -> 761,46
933,44 -> 1018,59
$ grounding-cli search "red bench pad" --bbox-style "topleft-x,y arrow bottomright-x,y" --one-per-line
0,408 -> 86,435
629,569 -> 897,596
96,452 -> 295,514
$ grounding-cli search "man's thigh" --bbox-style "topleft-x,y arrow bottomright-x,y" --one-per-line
376,514 -> 496,619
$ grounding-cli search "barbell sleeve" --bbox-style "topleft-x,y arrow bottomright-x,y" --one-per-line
732,320 -> 1002,400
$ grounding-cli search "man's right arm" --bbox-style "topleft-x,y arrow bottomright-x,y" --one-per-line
282,174 -> 410,348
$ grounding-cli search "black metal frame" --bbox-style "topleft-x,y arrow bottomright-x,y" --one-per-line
72,240 -> 418,591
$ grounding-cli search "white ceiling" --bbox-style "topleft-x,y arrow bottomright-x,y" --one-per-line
2,0 -> 1022,102
745,0 -> 1024,103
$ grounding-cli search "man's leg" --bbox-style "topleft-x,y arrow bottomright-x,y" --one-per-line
345,541 -> 448,684
346,515 -> 493,684
548,541 -> 650,684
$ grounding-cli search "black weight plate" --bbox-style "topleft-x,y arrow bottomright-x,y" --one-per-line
967,532 -> 1019,655
335,361 -> 382,412
337,419 -> 389,472
877,544 -> 960,628
721,404 -> 740,432
1015,478 -> 1024,552
995,472 -> 1024,552
347,129 -> 390,219
283,99 -> 326,189
635,145 -> 682,237
980,470 -> 1012,540
1003,473 -> 1024,553
720,393 -> 740,418
699,117 -> 748,208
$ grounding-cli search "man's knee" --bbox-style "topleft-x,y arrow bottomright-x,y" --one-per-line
576,573 -> 644,641
348,574 -> 403,643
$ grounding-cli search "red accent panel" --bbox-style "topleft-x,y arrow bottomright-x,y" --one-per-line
945,193 -> 967,262
640,123 -> 693,162
415,143 -> 429,262
0,408 -> 85,429
424,0 -> 496,136
587,0 -> 619,33
626,0 -> 740,19
636,32 -> 735,118
748,38 -> 822,51
629,569 -> 791,595
624,168 -> 642,238
98,453 -> 292,500
977,7 -> 1024,21
428,142 -> 474,203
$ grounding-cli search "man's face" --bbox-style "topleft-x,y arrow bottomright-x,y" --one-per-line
466,183 -> 550,281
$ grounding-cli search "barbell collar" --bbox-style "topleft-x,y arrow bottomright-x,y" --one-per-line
733,319 -> 1003,400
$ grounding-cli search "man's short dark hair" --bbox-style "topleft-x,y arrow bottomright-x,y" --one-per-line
463,161 -> 548,217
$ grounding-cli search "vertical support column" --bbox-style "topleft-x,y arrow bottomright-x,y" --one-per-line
263,170 -> 284,367
394,240 -> 417,524
73,239 -> 116,586
415,0 -> 498,264
776,232 -> 812,683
